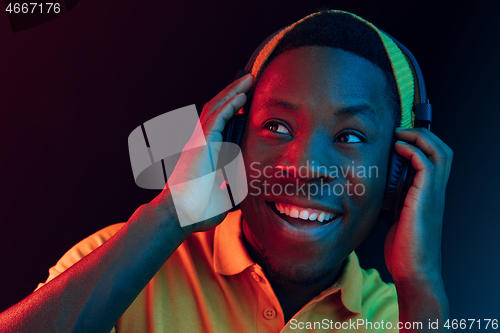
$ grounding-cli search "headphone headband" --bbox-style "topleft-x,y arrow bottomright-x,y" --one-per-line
241,10 -> 431,128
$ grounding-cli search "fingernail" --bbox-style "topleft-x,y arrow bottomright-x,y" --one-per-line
395,127 -> 407,131
395,140 -> 408,145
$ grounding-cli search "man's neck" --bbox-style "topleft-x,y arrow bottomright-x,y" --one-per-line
267,269 -> 343,323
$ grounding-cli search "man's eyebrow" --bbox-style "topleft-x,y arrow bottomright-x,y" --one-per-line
263,97 -> 299,111
263,98 -> 378,124
335,104 -> 378,124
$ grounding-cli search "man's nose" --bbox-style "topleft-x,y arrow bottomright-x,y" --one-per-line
275,134 -> 337,182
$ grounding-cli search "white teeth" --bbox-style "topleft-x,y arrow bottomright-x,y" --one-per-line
277,203 -> 284,214
317,212 -> 325,222
274,202 -> 337,223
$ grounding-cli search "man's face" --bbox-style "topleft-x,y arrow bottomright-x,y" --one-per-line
239,46 -> 395,285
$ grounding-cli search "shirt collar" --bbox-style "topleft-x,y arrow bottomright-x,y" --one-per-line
213,210 -> 363,314
329,251 -> 363,314
214,210 -> 255,275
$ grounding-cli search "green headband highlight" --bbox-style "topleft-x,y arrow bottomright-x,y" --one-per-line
248,10 -> 415,128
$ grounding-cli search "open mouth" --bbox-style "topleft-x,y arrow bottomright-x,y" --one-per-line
266,201 -> 341,230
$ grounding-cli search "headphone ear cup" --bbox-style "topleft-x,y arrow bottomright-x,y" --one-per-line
220,113 -> 247,212
383,147 -> 414,213
221,113 -> 247,146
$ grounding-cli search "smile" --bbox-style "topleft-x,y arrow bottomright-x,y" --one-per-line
261,200 -> 342,242
274,202 -> 337,222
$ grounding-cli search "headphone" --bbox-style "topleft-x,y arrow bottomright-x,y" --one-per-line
221,28 -> 432,219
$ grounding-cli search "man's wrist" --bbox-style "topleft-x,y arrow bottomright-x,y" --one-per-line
395,275 -> 450,332
395,274 -> 446,300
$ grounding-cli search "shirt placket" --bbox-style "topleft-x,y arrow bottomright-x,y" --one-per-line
248,264 -> 285,333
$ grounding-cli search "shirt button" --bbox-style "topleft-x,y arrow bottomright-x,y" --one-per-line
263,307 -> 276,319
251,272 -> 260,282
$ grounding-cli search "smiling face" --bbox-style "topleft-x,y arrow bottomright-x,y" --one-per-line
239,46 -> 396,287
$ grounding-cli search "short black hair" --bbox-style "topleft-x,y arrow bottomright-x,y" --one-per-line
252,11 -> 401,127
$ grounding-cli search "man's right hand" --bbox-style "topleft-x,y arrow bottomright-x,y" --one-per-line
0,73 -> 253,333
150,73 -> 253,235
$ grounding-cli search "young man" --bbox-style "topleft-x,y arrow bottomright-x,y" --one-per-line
0,10 -> 452,332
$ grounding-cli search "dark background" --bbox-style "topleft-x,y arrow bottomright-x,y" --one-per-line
1,0 -> 499,324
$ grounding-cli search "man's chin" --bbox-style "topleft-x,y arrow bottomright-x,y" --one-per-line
240,196 -> 348,287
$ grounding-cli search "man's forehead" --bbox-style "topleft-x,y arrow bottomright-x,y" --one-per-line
249,47 -> 390,123
255,47 -> 387,95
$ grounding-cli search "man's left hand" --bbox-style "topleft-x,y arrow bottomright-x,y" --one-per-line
384,127 -> 453,285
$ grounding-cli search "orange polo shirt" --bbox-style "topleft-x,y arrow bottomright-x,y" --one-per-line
36,210 -> 399,332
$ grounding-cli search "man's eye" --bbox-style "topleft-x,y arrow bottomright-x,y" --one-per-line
265,121 -> 291,135
335,131 -> 365,143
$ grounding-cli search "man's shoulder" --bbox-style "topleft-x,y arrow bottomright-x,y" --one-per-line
56,222 -> 126,264
67,223 -> 126,255
51,221 -> 217,270
35,223 -> 126,290
35,220 -> 220,291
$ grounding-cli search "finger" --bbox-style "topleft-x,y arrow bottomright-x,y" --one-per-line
395,128 -> 447,164
394,141 -> 436,190
205,92 -> 248,143
201,74 -> 253,122
441,143 -> 454,187
395,128 -> 451,184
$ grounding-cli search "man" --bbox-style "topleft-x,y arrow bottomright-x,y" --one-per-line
0,10 -> 452,332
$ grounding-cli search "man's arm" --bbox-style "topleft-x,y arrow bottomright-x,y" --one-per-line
0,196 -> 190,333
0,73 -> 254,333
385,127 -> 453,332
